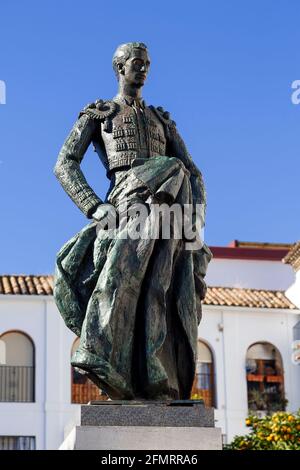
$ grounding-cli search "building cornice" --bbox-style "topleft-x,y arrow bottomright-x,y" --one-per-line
283,241 -> 300,272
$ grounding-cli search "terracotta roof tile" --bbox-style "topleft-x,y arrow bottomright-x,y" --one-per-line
204,286 -> 297,310
0,275 -> 53,296
0,275 -> 297,310
2,276 -> 13,295
283,241 -> 300,272
18,275 -> 29,295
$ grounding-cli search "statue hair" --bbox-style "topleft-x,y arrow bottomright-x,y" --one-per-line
112,42 -> 148,80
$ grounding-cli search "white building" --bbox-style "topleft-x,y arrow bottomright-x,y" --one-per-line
0,240 -> 299,450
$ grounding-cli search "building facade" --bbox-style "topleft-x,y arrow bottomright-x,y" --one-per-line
0,241 -> 299,449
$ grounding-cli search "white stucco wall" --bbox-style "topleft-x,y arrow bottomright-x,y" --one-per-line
285,270 -> 300,309
0,296 -> 80,450
206,258 -> 295,291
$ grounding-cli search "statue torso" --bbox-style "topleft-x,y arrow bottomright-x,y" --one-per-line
92,96 -> 168,175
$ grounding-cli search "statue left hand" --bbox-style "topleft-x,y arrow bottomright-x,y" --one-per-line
92,203 -> 117,229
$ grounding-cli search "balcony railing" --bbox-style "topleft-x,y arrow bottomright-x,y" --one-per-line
72,381 -> 107,404
247,373 -> 283,383
0,365 -> 34,402
191,372 -> 215,407
0,436 -> 36,450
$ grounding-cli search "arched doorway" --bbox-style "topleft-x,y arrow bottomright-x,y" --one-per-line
71,338 -> 108,403
246,342 -> 285,413
0,331 -> 35,402
191,340 -> 215,407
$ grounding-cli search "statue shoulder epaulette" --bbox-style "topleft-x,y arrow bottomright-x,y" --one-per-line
149,105 -> 176,128
79,99 -> 118,121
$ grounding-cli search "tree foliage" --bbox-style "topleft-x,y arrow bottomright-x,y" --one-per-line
225,410 -> 300,450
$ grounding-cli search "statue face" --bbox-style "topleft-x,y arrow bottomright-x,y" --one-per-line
122,48 -> 150,88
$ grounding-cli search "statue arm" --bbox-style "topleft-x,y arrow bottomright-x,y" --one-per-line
54,113 -> 103,218
167,122 -> 212,303
167,123 -> 207,223
150,105 -> 207,222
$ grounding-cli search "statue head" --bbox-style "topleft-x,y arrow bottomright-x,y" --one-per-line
112,42 -> 150,88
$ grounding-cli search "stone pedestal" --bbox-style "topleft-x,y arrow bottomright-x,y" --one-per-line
60,401 -> 222,450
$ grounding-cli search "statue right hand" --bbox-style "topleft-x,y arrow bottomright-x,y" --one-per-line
92,203 -> 117,229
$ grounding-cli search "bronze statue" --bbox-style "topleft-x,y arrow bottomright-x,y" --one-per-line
54,42 -> 212,400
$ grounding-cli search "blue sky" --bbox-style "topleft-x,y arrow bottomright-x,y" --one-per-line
0,0 -> 299,273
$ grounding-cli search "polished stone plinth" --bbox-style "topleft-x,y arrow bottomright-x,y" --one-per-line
59,401 -> 222,450
81,400 -> 214,427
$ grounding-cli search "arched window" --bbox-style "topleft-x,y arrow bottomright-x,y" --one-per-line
191,340 -> 215,407
0,331 -> 35,402
246,342 -> 285,413
71,338 -> 107,404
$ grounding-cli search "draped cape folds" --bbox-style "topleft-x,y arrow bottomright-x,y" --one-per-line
54,155 -> 212,400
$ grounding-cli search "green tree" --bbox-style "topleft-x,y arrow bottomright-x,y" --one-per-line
225,410 -> 300,450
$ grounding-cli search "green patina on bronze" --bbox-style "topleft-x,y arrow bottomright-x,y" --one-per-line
54,42 -> 212,400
